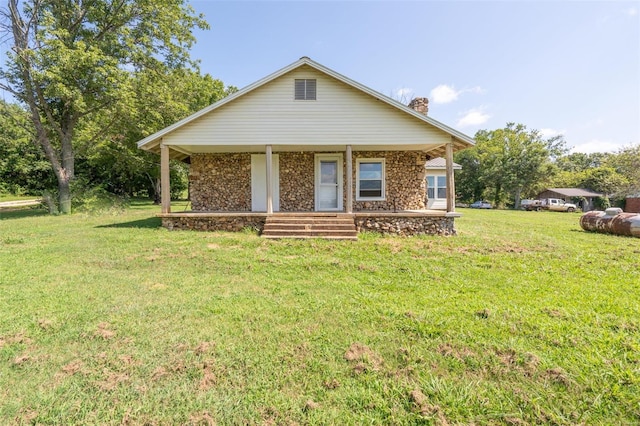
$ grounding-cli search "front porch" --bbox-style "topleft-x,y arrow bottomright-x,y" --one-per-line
159,210 -> 460,237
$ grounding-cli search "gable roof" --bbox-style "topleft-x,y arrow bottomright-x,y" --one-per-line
137,57 -> 475,159
425,157 -> 462,170
542,188 -> 603,197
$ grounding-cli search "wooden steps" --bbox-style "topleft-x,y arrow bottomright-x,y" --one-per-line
261,214 -> 358,240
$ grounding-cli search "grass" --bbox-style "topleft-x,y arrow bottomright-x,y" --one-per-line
1,202 -> 639,425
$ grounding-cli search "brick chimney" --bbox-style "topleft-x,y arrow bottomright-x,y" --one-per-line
408,97 -> 429,115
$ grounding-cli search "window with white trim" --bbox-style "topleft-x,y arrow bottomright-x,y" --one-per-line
427,175 -> 447,199
356,159 -> 385,200
294,79 -> 316,100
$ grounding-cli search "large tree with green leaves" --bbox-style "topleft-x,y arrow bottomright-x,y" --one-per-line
0,0 -> 208,213
457,123 -> 566,208
0,100 -> 53,194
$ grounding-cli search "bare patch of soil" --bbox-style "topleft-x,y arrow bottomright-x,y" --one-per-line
98,369 -> 129,391
14,408 -> 38,424
545,367 -> 571,386
62,359 -> 84,375
198,361 -> 217,391
304,400 -> 319,411
344,342 -> 384,373
94,322 -> 115,340
437,343 -> 475,360
543,308 -> 566,319
409,389 -> 449,424
194,341 -> 216,355
13,354 -> 30,366
37,318 -> 54,330
323,378 -> 340,389
188,410 -> 216,425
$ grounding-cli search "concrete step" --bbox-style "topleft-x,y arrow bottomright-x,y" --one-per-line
262,214 -> 357,240
263,223 -> 356,231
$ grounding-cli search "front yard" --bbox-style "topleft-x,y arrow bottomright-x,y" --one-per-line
1,204 -> 638,424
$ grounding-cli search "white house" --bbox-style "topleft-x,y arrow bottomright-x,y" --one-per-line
137,57 -> 475,237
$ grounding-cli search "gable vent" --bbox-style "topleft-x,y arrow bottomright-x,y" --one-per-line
295,79 -> 316,100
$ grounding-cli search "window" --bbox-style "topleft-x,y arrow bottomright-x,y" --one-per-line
356,159 -> 385,200
427,175 -> 447,199
294,79 -> 316,100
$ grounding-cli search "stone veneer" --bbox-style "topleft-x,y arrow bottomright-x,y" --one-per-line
279,152 -> 315,211
352,151 -> 427,211
162,215 -> 266,232
188,151 -> 427,212
189,153 -> 251,211
355,214 -> 456,236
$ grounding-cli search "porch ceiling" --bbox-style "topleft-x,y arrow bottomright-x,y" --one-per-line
148,141 -> 465,161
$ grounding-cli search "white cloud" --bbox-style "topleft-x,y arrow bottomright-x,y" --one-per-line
457,108 -> 491,127
569,139 -> 623,154
429,84 -> 486,104
625,7 -> 638,16
430,84 -> 459,104
539,128 -> 565,138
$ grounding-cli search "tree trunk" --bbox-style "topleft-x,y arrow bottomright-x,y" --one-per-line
493,183 -> 502,207
514,188 -> 522,210
58,177 -> 72,214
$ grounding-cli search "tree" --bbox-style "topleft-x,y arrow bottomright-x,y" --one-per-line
82,68 -> 236,201
472,123 -> 565,208
0,0 -> 208,213
0,100 -> 53,194
453,148 -> 485,203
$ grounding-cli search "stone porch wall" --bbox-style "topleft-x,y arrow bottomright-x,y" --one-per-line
189,153 -> 251,211
162,215 -> 266,232
355,215 -> 455,236
188,151 -> 427,212
279,152 -> 315,211
352,151 -> 427,211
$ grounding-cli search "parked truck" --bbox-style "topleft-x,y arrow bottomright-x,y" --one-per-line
524,198 -> 577,212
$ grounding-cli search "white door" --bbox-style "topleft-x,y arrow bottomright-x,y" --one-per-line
315,154 -> 343,211
251,154 -> 279,212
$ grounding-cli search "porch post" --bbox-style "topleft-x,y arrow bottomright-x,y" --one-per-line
446,138 -> 455,213
266,145 -> 273,214
160,141 -> 171,214
346,145 -> 353,213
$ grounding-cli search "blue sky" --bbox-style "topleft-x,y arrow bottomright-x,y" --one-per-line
188,0 -> 640,153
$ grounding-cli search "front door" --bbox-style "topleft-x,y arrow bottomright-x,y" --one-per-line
251,154 -> 279,212
315,154 -> 343,211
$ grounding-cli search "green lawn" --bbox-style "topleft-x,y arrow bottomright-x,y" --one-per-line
1,203 -> 638,425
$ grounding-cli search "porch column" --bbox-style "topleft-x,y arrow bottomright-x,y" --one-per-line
346,145 -> 353,213
266,145 -> 273,214
445,138 -> 455,213
160,141 -> 171,214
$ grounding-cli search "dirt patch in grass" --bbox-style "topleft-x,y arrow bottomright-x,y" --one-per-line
194,341 -> 216,355
93,322 -> 115,340
13,354 -> 31,366
545,367 -> 571,386
323,378 -> 340,389
437,343 -> 475,360
37,318 -> 54,330
493,348 -> 540,377
97,369 -> 129,391
14,408 -> 38,424
409,389 -> 448,424
345,342 -> 384,373
198,360 -> 217,391
61,359 -> 84,375
188,410 -> 216,425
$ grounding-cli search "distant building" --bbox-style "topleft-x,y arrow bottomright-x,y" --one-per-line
537,188 -> 603,212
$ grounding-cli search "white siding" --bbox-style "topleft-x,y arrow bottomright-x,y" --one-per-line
163,65 -> 452,151
426,170 -> 447,210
